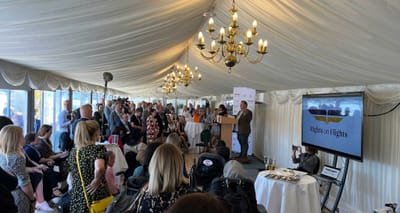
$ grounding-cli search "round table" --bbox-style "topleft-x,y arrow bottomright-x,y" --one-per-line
254,169 -> 321,213
184,121 -> 205,152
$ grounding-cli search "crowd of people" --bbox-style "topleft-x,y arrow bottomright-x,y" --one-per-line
0,98 -> 271,212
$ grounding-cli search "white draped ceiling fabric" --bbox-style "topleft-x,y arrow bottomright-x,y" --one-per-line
1,0 -> 400,211
1,0 -> 400,97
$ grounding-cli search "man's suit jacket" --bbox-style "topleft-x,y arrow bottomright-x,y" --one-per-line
237,109 -> 252,134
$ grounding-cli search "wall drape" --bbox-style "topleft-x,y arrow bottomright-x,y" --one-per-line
0,60 -> 123,95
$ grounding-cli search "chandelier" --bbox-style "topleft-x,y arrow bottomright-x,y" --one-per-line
162,47 -> 202,94
162,71 -> 178,94
196,0 -> 268,71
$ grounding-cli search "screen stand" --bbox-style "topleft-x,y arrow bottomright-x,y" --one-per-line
320,154 -> 350,213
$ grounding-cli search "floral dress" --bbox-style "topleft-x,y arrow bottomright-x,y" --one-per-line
68,144 -> 109,213
131,183 -> 189,213
0,153 -> 30,213
146,115 -> 159,143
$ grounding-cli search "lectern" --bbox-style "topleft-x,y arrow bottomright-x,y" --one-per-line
218,116 -> 236,156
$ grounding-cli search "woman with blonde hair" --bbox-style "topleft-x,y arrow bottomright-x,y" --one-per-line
0,125 -> 54,212
166,133 -> 188,177
68,120 -> 110,213
131,143 -> 189,212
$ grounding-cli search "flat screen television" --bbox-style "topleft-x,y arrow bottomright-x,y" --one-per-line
301,92 -> 364,161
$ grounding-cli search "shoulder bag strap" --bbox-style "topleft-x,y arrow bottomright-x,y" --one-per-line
76,148 -> 91,209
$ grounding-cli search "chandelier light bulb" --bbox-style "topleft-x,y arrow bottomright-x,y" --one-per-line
246,30 -> 253,44
252,20 -> 257,34
231,12 -> 238,27
198,32 -> 205,46
263,40 -> 268,52
208,18 -> 215,32
258,39 -> 263,52
219,28 -> 225,42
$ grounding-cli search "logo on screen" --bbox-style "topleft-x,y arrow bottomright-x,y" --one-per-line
308,108 -> 349,124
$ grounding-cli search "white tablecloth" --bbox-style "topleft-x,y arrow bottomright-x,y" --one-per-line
184,121 -> 205,152
99,143 -> 128,175
255,170 -> 321,213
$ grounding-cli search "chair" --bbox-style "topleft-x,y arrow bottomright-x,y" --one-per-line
191,152 -> 225,191
195,128 -> 211,153
209,177 -> 260,213
312,157 -> 321,174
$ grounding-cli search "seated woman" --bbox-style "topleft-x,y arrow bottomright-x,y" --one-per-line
0,115 -> 18,212
166,133 -> 188,178
24,133 -> 61,199
291,145 -> 320,174
0,166 -> 18,211
24,133 -> 55,166
35,125 -> 69,190
35,125 -> 69,161
130,144 -> 189,212
0,125 -> 54,212
131,142 -> 162,177
176,116 -> 189,151
127,142 -> 162,195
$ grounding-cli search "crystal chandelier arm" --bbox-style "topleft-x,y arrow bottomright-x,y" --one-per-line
240,43 -> 250,57
211,53 -> 224,63
209,32 -> 220,41
200,48 -> 219,60
244,53 -> 264,64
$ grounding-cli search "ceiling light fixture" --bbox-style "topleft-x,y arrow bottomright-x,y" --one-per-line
196,0 -> 268,71
162,46 -> 201,94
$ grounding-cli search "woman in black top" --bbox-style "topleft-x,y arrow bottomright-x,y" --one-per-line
0,167 -> 18,212
0,116 -> 18,212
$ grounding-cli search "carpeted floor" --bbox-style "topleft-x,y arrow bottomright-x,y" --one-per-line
231,152 -> 266,182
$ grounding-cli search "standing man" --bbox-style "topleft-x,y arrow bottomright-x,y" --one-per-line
109,100 -> 123,134
130,108 -> 144,140
71,103 -> 93,140
104,100 -> 113,123
94,103 -> 109,141
58,100 -> 74,151
236,100 -> 252,163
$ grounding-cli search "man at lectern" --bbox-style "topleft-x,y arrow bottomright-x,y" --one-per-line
236,100 -> 253,163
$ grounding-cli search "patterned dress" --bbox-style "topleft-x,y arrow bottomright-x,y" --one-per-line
146,115 -> 159,143
0,153 -> 31,213
131,183 -> 189,213
68,144 -> 109,213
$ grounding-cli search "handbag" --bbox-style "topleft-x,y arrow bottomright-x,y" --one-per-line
76,148 -> 113,213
